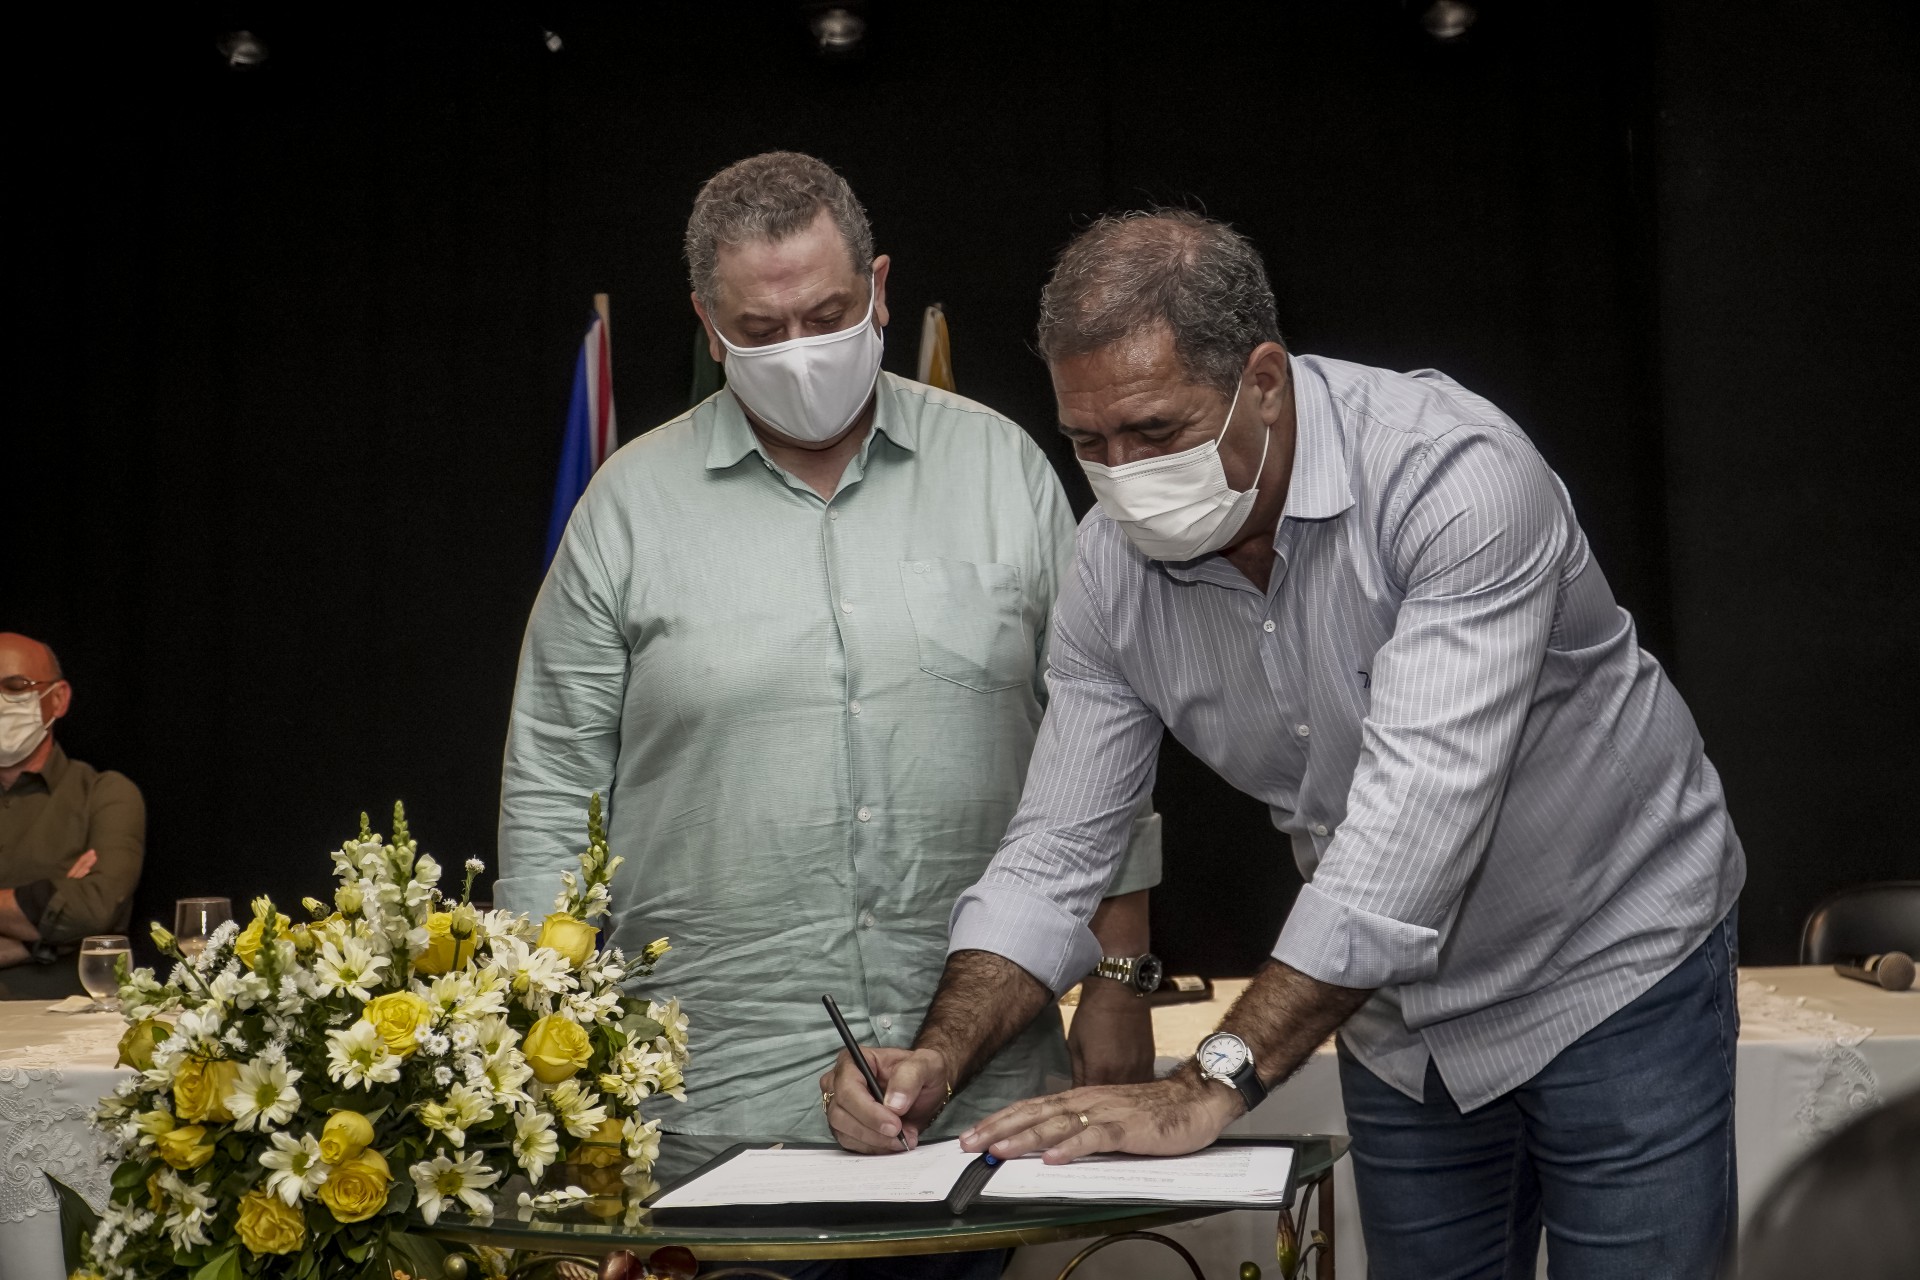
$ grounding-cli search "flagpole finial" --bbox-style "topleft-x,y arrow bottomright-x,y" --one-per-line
593,293 -> 611,328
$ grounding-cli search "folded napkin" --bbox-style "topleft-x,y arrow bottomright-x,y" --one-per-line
46,995 -> 102,1013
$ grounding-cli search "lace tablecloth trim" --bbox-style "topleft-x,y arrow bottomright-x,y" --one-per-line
1737,977 -> 1882,1140
0,1065 -> 114,1224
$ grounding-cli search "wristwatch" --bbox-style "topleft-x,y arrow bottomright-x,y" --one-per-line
1092,952 -> 1165,997
1196,1031 -> 1268,1112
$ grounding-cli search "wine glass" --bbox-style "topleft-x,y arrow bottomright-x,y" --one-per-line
78,935 -> 132,1011
175,896 -> 233,959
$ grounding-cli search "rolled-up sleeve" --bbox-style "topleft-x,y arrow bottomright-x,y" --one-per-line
497,495 -> 630,916
949,547 -> 1164,994
1273,429 -> 1565,989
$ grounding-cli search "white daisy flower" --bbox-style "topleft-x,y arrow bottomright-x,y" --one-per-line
420,1082 -> 496,1148
511,1107 -> 560,1183
543,1078 -> 610,1139
324,1019 -> 402,1088
410,1150 -> 500,1226
623,1114 -> 662,1166
159,1171 -> 217,1250
315,936 -> 389,1001
258,1130 -> 329,1205
227,1056 -> 302,1132
434,1065 -> 454,1087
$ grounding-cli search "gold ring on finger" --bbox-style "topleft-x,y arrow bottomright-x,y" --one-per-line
1077,1112 -> 1090,1129
822,1090 -> 834,1110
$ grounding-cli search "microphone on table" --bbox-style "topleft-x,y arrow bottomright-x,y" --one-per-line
1832,952 -> 1915,992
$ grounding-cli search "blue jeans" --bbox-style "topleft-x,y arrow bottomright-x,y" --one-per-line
1338,913 -> 1739,1280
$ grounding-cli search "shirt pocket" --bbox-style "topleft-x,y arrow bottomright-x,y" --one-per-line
898,558 -> 1031,693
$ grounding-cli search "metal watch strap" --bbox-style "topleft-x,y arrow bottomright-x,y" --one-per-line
1094,956 -> 1136,985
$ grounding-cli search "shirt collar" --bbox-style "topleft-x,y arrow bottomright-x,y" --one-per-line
1276,354 -> 1354,523
703,373 -> 918,472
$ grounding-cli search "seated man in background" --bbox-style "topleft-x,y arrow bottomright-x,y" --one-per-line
498,151 -> 1160,1264
0,632 -> 146,997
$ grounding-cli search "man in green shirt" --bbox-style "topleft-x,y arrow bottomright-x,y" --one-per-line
497,153 -> 1160,1180
0,632 -> 146,998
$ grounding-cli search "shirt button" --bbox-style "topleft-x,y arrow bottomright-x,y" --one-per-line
857,806 -> 872,823
913,562 -> 929,573
840,599 -> 854,614
849,700 -> 863,716
1296,724 -> 1311,738
859,910 -> 875,930
828,509 -> 840,521
1312,822 -> 1329,836
879,1016 -> 894,1031
1263,620 -> 1276,633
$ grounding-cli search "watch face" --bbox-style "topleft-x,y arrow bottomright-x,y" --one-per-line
1135,953 -> 1165,994
1198,1032 -> 1249,1078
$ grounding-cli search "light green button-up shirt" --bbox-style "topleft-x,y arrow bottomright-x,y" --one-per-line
499,373 -> 1160,1140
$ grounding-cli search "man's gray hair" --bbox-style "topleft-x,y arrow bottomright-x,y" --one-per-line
685,152 -> 874,308
1036,209 -> 1283,394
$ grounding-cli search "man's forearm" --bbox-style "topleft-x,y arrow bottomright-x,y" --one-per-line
914,950 -> 1054,1091
0,889 -> 40,942
1201,959 -> 1372,1091
1088,889 -> 1149,960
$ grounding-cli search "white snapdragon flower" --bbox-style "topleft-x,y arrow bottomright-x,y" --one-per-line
410,1150 -> 499,1226
510,1108 -> 560,1183
227,1056 -> 302,1132
315,937 -> 389,1001
324,1020 -> 402,1088
258,1130 -> 329,1205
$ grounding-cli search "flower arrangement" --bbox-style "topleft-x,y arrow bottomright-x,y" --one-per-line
81,797 -> 687,1280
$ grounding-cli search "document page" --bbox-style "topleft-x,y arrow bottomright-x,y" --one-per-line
981,1144 -> 1296,1205
649,1140 -> 979,1208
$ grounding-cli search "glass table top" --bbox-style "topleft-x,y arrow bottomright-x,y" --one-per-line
420,1133 -> 1348,1261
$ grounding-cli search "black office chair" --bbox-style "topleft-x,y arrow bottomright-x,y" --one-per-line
1799,881 -> 1920,964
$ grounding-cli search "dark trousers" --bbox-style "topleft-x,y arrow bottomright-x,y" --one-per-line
1339,912 -> 1740,1280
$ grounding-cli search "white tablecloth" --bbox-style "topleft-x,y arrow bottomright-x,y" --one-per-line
1017,966 -> 1920,1279
4,969 -> 1916,1280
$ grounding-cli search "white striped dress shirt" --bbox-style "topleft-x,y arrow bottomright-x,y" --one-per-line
949,354 -> 1746,1109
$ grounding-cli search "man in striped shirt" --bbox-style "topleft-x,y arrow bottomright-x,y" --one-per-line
826,211 -> 1745,1278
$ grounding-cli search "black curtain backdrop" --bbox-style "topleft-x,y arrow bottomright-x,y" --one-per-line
14,2 -> 1917,975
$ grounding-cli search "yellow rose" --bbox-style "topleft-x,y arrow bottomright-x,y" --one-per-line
67,1271 -> 105,1280
145,1171 -> 165,1212
413,911 -> 459,976
318,1148 -> 392,1223
360,991 -> 435,1058
234,1188 -> 306,1255
233,910 -> 291,970
154,1123 -> 214,1170
319,1109 -> 375,1165
116,1019 -> 170,1071
173,1056 -> 240,1123
523,1012 -> 593,1084
536,912 -> 599,967
574,1116 -> 625,1169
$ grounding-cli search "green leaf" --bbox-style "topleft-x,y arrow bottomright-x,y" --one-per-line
621,1014 -> 664,1042
48,1175 -> 100,1275
386,1231 -> 447,1280
111,1159 -> 150,1192
382,1175 -> 416,1216
191,1246 -> 243,1280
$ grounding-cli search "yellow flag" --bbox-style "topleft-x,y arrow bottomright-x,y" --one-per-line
916,304 -> 955,392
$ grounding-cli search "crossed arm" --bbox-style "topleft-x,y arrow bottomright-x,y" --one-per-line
0,849 -> 101,966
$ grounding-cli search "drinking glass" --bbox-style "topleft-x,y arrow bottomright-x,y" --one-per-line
78,935 -> 132,1010
175,896 -> 233,959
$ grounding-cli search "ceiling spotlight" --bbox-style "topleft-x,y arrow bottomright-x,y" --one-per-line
543,29 -> 563,53
217,30 -> 269,68
1421,1 -> 1478,41
811,7 -> 866,55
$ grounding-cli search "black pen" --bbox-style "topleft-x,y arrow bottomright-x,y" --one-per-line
822,993 -> 909,1150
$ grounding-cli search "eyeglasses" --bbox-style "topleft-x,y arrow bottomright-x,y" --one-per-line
0,677 -> 61,695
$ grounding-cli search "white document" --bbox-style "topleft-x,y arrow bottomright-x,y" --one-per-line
649,1140 -> 979,1208
982,1144 -> 1295,1205
649,1141 -> 1295,1209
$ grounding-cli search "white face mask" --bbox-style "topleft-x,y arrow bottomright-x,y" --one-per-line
0,687 -> 52,768
715,284 -> 885,443
1080,379 -> 1271,561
